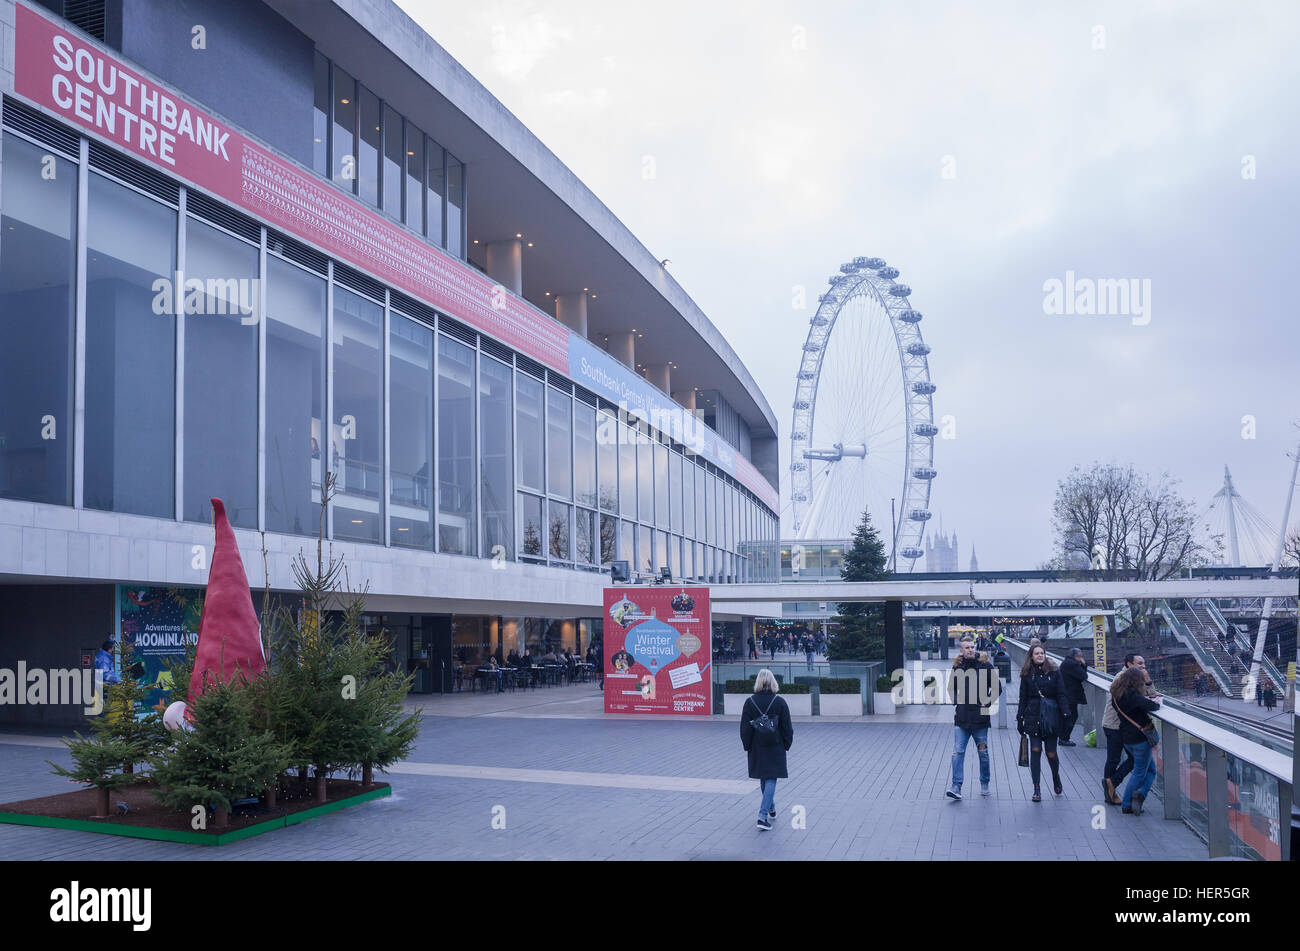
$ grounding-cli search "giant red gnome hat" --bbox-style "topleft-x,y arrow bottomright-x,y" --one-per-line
188,497 -> 266,701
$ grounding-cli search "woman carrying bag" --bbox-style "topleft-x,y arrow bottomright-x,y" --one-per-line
1110,666 -> 1162,815
1017,645 -> 1066,802
740,668 -> 794,831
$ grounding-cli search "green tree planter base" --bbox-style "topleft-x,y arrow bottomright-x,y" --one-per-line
0,781 -> 391,846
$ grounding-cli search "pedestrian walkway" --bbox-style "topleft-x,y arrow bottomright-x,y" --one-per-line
0,707 -> 1207,861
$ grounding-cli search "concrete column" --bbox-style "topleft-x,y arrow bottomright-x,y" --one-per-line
647,364 -> 671,393
672,389 -> 697,411
485,239 -> 522,296
885,600 -> 904,676
556,292 -> 587,337
939,616 -> 950,659
606,331 -> 635,368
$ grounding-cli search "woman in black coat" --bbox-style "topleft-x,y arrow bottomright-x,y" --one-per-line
740,668 -> 794,831
1017,645 -> 1066,801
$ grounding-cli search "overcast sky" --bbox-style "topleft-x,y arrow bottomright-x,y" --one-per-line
396,0 -> 1299,570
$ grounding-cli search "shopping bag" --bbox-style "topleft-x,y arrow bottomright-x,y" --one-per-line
1017,733 -> 1029,768
1084,729 -> 1097,748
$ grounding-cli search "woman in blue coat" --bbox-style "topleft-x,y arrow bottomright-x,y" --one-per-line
1017,645 -> 1066,801
740,669 -> 794,831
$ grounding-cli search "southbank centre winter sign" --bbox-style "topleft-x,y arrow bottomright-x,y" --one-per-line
604,586 -> 711,716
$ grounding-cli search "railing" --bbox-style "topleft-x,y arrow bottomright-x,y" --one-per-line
1005,639 -> 1292,861
1160,601 -> 1233,696
1207,599 -> 1288,690
711,660 -> 884,714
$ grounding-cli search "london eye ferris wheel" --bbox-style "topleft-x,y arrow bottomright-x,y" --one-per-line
789,256 -> 936,570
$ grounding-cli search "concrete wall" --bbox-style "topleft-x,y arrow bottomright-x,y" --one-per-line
120,0 -> 314,167
0,497 -> 609,618
0,583 -> 115,726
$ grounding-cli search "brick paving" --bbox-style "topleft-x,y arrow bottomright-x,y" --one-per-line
0,702 -> 1208,860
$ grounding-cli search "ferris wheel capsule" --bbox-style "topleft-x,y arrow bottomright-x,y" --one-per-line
877,266 -> 900,279
889,284 -> 912,297
911,381 -> 937,395
906,342 -> 931,356
899,310 -> 923,323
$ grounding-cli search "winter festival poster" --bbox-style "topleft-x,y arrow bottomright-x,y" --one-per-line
116,586 -> 203,712
603,586 -> 711,716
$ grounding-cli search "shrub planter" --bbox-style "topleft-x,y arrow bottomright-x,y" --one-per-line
872,692 -> 897,715
818,694 -> 863,716
724,678 -> 810,716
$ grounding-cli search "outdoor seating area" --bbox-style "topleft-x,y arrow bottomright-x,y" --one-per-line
454,659 -> 598,694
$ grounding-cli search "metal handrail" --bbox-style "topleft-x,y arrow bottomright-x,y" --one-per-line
1160,601 -> 1232,695
1207,599 -> 1287,689
1005,638 -> 1291,861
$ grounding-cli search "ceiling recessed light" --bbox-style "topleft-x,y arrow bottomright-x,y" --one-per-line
473,239 -> 479,244
314,137 -> 322,143
351,519 -> 363,524
515,233 -> 522,239
527,242 -> 533,247
407,150 -> 415,156
340,98 -> 350,104
545,291 -> 551,296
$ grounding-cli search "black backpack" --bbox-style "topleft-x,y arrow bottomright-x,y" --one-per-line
749,694 -> 779,742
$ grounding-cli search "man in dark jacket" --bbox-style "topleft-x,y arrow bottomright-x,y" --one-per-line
946,635 -> 998,800
1059,648 -> 1088,745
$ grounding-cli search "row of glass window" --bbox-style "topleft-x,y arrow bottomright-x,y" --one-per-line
0,131 -> 779,579
312,52 -> 466,257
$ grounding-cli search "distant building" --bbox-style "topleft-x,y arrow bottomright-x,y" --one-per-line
927,529 -> 959,573
969,546 -> 979,573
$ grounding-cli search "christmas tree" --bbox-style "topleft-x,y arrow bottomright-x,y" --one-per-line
827,509 -> 892,661
150,672 -> 290,829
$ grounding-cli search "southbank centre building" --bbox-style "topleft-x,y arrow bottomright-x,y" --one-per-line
0,0 -> 781,723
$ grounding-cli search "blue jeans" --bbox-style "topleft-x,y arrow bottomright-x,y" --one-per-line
1121,742 -> 1156,808
951,726 -> 990,788
758,778 -> 777,820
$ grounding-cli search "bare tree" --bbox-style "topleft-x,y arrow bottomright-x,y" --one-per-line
1051,462 -> 1213,636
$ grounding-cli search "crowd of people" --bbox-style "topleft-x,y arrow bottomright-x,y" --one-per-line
740,633 -> 1180,830
748,630 -> 826,667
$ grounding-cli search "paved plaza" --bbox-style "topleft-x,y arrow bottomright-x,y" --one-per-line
0,672 -> 1210,860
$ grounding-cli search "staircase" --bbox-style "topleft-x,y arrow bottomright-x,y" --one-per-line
1162,600 -> 1245,698
1208,600 -> 1289,693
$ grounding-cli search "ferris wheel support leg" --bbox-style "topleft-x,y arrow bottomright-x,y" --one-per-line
885,601 -> 905,679
939,616 -> 950,660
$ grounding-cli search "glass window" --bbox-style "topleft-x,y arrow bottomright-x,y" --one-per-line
480,355 -> 513,562
597,407 -> 617,512
332,286 -> 383,543
656,530 -> 668,575
546,388 -> 571,500
313,52 -> 329,176
382,105 -> 402,216
654,442 -> 668,529
446,154 -> 464,257
331,65 -> 356,191
405,122 -> 424,231
358,86 -> 380,206
549,500 -> 571,560
515,374 -> 544,492
0,134 -> 76,506
618,422 -> 636,516
182,218 -> 258,527
637,427 -> 653,523
84,174 -> 176,517
637,522 -> 652,577
437,334 -> 476,555
574,402 -> 596,508
669,451 -> 682,534
694,464 -> 706,540
681,458 -> 694,541
619,521 -> 633,571
668,535 -> 679,581
265,256 -> 325,536
425,138 -> 444,246
519,492 -> 543,558
575,508 -> 595,565
389,312 -> 434,548
599,513 -> 616,565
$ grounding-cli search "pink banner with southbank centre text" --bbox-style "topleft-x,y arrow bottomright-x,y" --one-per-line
13,2 -> 569,371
